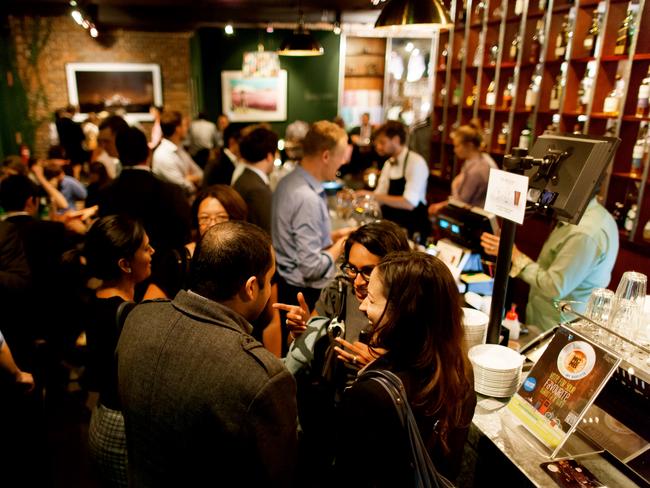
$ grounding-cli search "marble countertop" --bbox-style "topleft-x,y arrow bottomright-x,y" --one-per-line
472,396 -> 640,488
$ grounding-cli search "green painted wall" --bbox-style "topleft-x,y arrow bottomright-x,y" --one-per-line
195,27 -> 340,134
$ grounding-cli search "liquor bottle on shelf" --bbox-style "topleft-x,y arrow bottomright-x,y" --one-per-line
486,80 -> 496,106
538,0 -> 547,10
503,77 -> 514,109
631,123 -> 648,177
603,75 -> 624,115
620,182 -> 640,232
577,70 -> 593,114
473,44 -> 483,67
514,0 -> 524,16
439,86 -> 447,105
631,137 -> 645,177
525,76 -> 539,111
458,0 -> 467,23
466,85 -> 478,107
549,74 -> 562,111
518,121 -> 532,150
636,67 -> 650,117
452,86 -> 461,105
509,36 -> 520,62
583,9 -> 600,58
474,0 -> 486,20
439,43 -> 448,70
492,4 -> 504,20
529,19 -> 544,64
497,123 -> 509,150
555,15 -> 569,58
489,44 -> 499,66
457,46 -> 466,64
614,8 -> 634,55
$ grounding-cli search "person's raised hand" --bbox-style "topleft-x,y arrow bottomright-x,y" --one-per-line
272,292 -> 311,339
480,232 -> 501,257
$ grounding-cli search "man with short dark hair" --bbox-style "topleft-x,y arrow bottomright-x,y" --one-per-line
187,111 -> 219,168
117,221 -> 297,486
152,111 -> 203,194
203,122 -> 241,186
358,120 -> 430,238
232,127 -> 278,233
96,115 -> 129,178
97,127 -> 191,298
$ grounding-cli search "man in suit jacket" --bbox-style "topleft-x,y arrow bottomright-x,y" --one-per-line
232,127 -> 278,234
203,123 -> 242,186
117,221 -> 297,486
98,127 -> 192,297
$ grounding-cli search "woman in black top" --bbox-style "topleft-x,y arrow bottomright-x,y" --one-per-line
335,251 -> 476,485
83,215 -> 154,487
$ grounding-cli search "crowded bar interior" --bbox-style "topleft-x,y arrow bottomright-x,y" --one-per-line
1,0 -> 650,486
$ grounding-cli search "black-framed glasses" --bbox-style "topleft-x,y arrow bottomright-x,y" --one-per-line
340,263 -> 374,282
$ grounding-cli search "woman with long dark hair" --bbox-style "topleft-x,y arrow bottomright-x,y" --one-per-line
83,215 -> 154,487
334,251 -> 475,484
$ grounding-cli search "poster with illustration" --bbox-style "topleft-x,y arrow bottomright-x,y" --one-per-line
508,326 -> 620,454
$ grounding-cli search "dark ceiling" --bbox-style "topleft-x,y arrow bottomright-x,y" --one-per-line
2,0 -> 382,30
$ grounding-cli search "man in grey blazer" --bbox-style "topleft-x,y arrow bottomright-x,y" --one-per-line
117,221 -> 297,487
232,126 -> 278,234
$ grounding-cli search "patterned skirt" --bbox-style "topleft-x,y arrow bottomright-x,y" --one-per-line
88,403 -> 128,487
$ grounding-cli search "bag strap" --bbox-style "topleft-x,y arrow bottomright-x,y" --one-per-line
360,369 -> 454,488
115,300 -> 136,335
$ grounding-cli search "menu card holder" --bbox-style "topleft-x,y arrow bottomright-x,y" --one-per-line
507,326 -> 621,459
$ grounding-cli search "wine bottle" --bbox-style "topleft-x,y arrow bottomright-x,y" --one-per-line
439,43 -> 448,70
486,80 -> 496,106
488,44 -> 499,66
583,9 -> 600,57
577,71 -> 593,114
474,0 -> 486,20
529,19 -> 543,64
497,123 -> 509,150
603,75 -> 624,115
555,15 -> 569,58
631,137 -> 645,176
525,77 -> 538,111
614,9 -> 633,55
509,35 -> 520,61
636,67 -> 650,117
502,77 -> 514,109
549,74 -> 562,110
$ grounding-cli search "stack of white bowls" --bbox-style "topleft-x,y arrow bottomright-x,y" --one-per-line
462,307 -> 489,350
468,344 -> 525,397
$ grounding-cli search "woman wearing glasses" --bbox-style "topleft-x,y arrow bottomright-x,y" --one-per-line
278,220 -> 410,483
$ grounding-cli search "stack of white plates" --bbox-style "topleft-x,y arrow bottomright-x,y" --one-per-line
462,307 -> 489,350
468,344 -> 524,398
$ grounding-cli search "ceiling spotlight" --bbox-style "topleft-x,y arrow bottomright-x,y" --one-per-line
266,22 -> 274,33
71,9 -> 83,25
69,0 -> 77,6
89,25 -> 98,38
225,24 -> 234,35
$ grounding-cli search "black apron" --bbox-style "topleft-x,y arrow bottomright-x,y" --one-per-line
381,150 -> 431,240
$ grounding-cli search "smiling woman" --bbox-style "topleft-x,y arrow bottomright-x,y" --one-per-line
335,251 -> 476,485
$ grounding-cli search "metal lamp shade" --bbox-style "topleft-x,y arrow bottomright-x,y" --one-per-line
375,0 -> 453,30
278,29 -> 324,56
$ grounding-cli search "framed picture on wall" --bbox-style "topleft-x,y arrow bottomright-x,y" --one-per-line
221,70 -> 287,122
65,62 -> 163,122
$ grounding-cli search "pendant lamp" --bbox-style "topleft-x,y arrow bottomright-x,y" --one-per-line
278,13 -> 324,57
375,0 -> 453,30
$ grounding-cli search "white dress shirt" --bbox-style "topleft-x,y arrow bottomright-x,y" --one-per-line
152,138 -> 203,194
374,148 -> 428,206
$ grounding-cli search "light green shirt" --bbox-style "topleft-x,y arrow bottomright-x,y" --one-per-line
513,198 -> 619,331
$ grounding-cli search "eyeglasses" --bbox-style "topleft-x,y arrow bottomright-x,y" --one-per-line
340,263 -> 374,282
198,214 -> 229,226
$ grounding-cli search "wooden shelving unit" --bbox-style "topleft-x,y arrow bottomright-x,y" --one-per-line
431,0 -> 650,249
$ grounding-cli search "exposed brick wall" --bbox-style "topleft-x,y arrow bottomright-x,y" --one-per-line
9,15 -> 192,158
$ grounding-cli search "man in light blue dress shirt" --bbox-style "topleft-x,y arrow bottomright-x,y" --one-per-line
272,121 -> 353,351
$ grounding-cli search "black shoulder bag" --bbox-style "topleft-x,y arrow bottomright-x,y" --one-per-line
359,369 -> 455,488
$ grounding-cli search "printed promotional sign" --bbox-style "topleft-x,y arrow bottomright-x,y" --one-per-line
508,326 -> 620,456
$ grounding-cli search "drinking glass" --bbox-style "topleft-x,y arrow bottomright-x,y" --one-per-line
584,288 -> 614,338
608,272 -> 647,353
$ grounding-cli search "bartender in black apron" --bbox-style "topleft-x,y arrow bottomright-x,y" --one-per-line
380,149 -> 431,239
